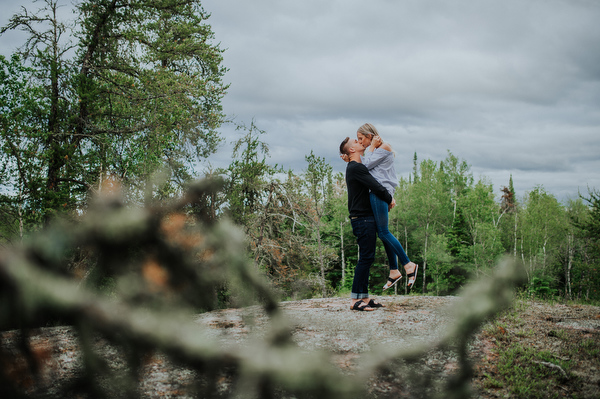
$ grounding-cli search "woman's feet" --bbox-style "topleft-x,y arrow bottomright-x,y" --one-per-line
383,269 -> 402,290
404,262 -> 419,291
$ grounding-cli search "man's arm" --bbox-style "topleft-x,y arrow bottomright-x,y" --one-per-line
353,163 -> 392,204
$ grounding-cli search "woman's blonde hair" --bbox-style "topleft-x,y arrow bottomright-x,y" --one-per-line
357,123 -> 394,156
357,123 -> 380,139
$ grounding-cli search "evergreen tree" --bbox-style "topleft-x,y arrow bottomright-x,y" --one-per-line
571,188 -> 600,300
222,122 -> 273,225
0,55 -> 46,239
2,1 -> 79,222
1,0 -> 227,227
499,175 -> 519,258
323,173 -> 353,291
303,151 -> 334,297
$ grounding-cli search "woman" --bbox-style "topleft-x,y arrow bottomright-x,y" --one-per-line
356,123 -> 418,291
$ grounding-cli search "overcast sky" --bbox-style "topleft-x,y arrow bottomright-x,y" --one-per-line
2,0 -> 600,203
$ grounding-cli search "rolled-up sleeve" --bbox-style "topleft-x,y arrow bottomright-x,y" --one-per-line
362,149 -> 387,171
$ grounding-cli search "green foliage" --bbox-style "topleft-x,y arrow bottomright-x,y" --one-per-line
0,179 -> 355,398
0,54 -> 48,237
579,188 -> 600,239
303,151 -> 334,297
1,0 -> 227,228
221,121 -> 276,225
567,188 -> 600,301
519,186 -> 567,281
3,2 -> 598,306
427,233 -> 455,295
528,275 -> 557,299
458,179 -> 504,276
321,173 -> 353,291
0,178 -> 530,398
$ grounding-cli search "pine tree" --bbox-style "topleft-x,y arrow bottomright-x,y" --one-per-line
1,0 -> 228,227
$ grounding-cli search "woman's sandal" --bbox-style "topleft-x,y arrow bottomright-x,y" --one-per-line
382,275 -> 402,290
406,264 -> 419,291
350,300 -> 374,311
367,299 -> 384,308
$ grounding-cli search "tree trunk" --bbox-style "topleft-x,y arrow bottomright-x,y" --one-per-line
473,236 -> 479,278
452,199 -> 457,228
404,225 -> 408,257
566,234 -> 573,300
317,222 -> 326,297
45,13 -> 63,224
340,221 -> 345,284
254,185 -> 274,267
513,211 -> 518,259
18,188 -> 24,243
422,222 -> 429,293
520,235 -> 529,283
578,270 -> 586,300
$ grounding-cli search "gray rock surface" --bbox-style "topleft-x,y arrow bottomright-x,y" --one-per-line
198,295 -> 459,354
1,295 -> 464,398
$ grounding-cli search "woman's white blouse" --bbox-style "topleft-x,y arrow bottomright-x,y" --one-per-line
361,147 -> 398,196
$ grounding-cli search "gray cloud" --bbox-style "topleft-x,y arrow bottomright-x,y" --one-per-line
2,0 -> 599,202
201,0 -> 600,202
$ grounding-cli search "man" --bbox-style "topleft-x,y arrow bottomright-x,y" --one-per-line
339,137 -> 395,311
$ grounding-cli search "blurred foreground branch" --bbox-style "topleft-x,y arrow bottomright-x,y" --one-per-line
0,178 -> 526,398
364,257 -> 527,398
0,178 -> 361,398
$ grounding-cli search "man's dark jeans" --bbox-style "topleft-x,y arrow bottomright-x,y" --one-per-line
350,216 -> 377,299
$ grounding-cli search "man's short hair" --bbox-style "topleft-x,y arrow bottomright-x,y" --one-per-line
339,137 -> 350,156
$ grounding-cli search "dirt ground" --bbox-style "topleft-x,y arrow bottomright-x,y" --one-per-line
1,296 -> 599,398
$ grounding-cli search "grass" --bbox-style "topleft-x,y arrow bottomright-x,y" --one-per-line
478,333 -> 573,399
474,299 -> 600,399
578,337 -> 600,358
496,344 -> 571,399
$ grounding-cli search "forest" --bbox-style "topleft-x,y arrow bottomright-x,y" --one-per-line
1,2 -> 599,398
0,0 -> 599,306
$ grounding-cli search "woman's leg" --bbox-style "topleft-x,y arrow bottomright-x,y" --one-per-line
370,193 -> 411,267
382,236 -> 398,270
381,239 -> 402,290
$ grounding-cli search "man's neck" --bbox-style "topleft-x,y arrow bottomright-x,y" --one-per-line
349,153 -> 362,163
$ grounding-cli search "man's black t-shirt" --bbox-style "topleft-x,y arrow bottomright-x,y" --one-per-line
345,161 -> 393,218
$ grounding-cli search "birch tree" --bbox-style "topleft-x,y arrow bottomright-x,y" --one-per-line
410,159 -> 451,293
459,179 -> 504,277
439,151 -> 472,227
518,186 -> 566,285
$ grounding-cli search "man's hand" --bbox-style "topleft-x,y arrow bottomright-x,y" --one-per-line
389,198 -> 396,211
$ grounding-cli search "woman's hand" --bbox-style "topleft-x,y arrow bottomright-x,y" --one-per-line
372,135 -> 383,148
340,153 -> 350,163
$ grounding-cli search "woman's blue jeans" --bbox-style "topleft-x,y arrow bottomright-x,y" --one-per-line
350,216 -> 377,299
370,192 -> 411,270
